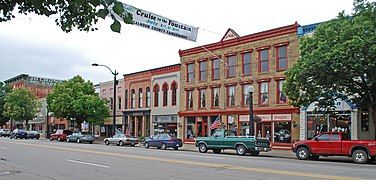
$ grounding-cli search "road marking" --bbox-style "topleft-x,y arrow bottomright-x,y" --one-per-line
66,159 -> 110,168
0,147 -> 7,150
3,141 -> 363,180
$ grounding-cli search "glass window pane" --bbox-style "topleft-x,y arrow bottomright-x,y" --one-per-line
243,64 -> 250,76
279,58 -> 287,69
274,121 -> 291,143
261,50 -> 268,61
261,61 -> 268,72
278,46 -> 287,58
243,53 -> 251,64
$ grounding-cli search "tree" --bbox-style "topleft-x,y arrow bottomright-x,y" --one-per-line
284,0 -> 376,138
0,0 -> 133,33
47,75 -> 109,128
3,88 -> 39,130
0,82 -> 12,127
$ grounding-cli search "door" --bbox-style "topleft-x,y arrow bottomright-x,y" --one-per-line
149,134 -> 159,147
310,133 -> 332,154
209,130 -> 223,148
331,133 -> 342,155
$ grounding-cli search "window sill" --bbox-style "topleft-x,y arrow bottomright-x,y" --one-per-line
276,69 -> 287,72
258,72 -> 269,75
258,104 -> 269,107
211,107 -> 220,109
276,103 -> 288,106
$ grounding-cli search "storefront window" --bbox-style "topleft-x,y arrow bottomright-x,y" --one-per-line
329,113 -> 351,137
307,115 -> 327,139
227,115 -> 237,132
186,117 -> 196,139
274,121 -> 291,143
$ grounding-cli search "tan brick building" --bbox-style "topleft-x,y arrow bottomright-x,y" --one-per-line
178,23 -> 300,148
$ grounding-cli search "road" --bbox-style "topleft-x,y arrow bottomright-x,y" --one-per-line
0,138 -> 375,180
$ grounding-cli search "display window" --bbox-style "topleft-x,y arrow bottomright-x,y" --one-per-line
273,121 -> 291,143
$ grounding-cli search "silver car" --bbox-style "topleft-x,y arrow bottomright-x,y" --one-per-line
104,134 -> 139,146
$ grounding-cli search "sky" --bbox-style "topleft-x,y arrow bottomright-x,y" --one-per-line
0,0 -> 355,84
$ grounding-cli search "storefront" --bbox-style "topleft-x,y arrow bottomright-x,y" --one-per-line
152,115 -> 178,137
123,110 -> 151,138
184,116 -> 214,142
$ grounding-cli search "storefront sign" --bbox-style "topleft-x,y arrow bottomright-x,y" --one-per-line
239,115 -> 249,122
273,114 -> 292,121
119,3 -> 198,41
258,114 -> 272,122
153,115 -> 177,123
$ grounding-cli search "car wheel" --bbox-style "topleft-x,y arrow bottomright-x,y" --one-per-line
198,143 -> 208,153
105,140 -> 109,145
9,136 -> 12,139
36,137 -> 39,140
309,155 -> 320,160
144,142 -> 149,148
161,143 -> 166,150
131,142 -> 135,147
250,151 -> 260,156
296,147 -> 309,160
236,145 -> 247,156
119,141 -> 124,146
58,137 -> 61,142
89,141 -> 93,144
76,138 -> 81,143
66,138 -> 70,143
49,137 -> 53,141
352,150 -> 368,164
213,149 -> 221,154
174,147 -> 178,150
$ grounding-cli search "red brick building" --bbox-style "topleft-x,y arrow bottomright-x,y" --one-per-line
178,23 -> 300,148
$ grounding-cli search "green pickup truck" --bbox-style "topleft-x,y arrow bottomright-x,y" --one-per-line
195,129 -> 271,156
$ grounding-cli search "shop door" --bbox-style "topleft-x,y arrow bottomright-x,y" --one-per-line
262,123 -> 272,139
202,118 -> 208,137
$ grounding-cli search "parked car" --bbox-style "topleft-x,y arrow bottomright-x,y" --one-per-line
144,134 -> 182,150
292,132 -> 376,164
67,132 -> 95,144
50,129 -> 73,141
104,134 -> 139,146
10,129 -> 28,139
195,129 -> 271,156
0,129 -> 11,137
27,131 -> 40,139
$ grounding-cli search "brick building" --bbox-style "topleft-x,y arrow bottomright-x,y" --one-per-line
178,23 -> 300,148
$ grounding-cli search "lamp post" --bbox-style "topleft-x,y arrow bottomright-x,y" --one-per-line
248,86 -> 254,136
92,63 -> 119,136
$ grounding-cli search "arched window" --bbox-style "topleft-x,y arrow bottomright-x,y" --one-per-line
131,89 -> 135,108
162,82 -> 169,106
171,81 -> 178,106
153,84 -> 159,107
138,88 -> 143,108
146,87 -> 151,107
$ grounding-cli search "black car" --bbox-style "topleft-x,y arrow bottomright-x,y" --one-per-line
27,131 -> 40,139
10,129 -> 28,139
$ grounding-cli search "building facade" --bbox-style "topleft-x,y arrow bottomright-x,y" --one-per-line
99,79 -> 124,137
150,65 -> 180,137
178,24 -> 300,148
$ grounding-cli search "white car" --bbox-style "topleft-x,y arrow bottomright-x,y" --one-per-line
104,134 -> 139,146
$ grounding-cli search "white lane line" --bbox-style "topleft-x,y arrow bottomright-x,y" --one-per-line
66,159 -> 110,168
0,147 -> 7,150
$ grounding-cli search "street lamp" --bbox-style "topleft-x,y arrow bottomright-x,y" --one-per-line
248,86 -> 254,136
92,63 -> 119,136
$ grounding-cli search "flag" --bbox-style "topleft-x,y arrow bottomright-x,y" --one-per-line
210,116 -> 221,130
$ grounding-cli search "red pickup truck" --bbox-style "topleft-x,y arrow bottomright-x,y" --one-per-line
292,132 -> 376,164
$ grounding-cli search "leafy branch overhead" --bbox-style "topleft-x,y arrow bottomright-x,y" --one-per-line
0,0 -> 133,33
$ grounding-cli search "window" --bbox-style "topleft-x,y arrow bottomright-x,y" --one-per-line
277,46 -> 288,70
138,88 -> 143,108
259,82 -> 268,105
171,82 -> 177,106
361,111 -> 369,131
277,80 -> 287,104
259,49 -> 269,73
242,52 -> 251,76
242,84 -> 251,106
316,133 -> 330,141
146,87 -> 151,107
227,55 -> 236,78
199,61 -> 207,81
212,59 -> 220,80
131,89 -> 136,108
118,97 -> 121,110
212,87 -> 220,108
227,86 -> 235,107
332,134 -> 340,141
274,121 -> 291,143
109,98 -> 113,110
153,84 -> 159,107
187,63 -> 194,82
199,89 -> 206,108
124,90 -> 128,109
186,90 -> 193,109
162,83 -> 168,106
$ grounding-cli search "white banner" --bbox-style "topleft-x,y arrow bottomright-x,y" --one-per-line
120,3 -> 198,41
272,114 -> 292,121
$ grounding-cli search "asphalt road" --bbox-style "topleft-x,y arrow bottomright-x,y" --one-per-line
0,137 -> 375,180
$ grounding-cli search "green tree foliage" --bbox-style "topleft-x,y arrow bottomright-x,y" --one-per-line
47,75 -> 109,126
284,0 -> 376,137
0,82 -> 12,127
0,0 -> 133,33
3,88 -> 39,130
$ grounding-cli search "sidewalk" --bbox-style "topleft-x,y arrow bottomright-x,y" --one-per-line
179,143 -> 296,159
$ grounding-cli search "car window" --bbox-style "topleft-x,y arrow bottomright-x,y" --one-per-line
317,134 -> 330,141
212,131 -> 222,137
224,130 -> 237,137
332,134 -> 340,141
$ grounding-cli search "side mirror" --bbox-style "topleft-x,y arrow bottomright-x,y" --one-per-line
314,137 -> 319,141
150,136 -> 153,140
214,134 -> 219,138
